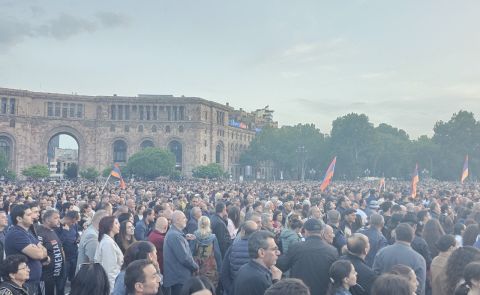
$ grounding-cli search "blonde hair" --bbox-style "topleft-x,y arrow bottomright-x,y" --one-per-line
197,216 -> 212,238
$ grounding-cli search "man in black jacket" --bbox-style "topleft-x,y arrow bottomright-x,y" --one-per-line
210,202 -> 232,257
341,233 -> 377,295
277,218 -> 338,295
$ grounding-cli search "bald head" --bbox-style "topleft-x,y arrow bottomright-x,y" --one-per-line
172,210 -> 187,230
243,220 -> 258,238
155,217 -> 169,233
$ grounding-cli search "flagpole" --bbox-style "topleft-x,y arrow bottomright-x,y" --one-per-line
101,174 -> 111,194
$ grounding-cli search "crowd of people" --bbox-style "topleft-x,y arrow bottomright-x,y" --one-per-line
0,178 -> 479,295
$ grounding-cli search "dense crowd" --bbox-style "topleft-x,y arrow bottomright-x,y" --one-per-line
0,178 -> 479,295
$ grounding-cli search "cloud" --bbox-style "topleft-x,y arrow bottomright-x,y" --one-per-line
0,12 -> 129,50
359,71 -> 394,80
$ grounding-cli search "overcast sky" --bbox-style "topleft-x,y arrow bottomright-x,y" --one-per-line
2,0 -> 480,139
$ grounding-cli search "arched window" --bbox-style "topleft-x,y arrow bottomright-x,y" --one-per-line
0,136 -> 12,166
168,140 -> 182,170
138,125 -> 144,132
113,140 -> 127,163
215,144 -> 223,164
141,140 -> 154,150
152,125 -> 157,133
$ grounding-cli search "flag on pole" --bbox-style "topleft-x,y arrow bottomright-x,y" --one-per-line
461,155 -> 469,184
111,163 -> 126,189
320,157 -> 336,192
378,177 -> 386,192
411,164 -> 419,198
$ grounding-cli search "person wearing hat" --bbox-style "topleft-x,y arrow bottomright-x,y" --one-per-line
277,218 -> 339,295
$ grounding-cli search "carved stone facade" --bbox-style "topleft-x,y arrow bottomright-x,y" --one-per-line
0,88 -> 258,177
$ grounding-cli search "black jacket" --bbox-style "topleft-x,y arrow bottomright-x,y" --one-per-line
210,214 -> 232,257
277,236 -> 338,295
341,253 -> 377,295
233,260 -> 273,295
0,281 -> 28,295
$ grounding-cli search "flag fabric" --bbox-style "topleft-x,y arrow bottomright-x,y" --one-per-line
378,177 -> 386,192
111,163 -> 126,189
320,157 -> 336,192
411,164 -> 419,198
461,155 -> 469,184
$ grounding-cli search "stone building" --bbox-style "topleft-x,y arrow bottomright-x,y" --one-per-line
0,88 -> 275,178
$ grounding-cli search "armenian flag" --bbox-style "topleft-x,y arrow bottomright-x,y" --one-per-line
320,157 -> 336,192
411,164 -> 419,198
111,163 -> 126,189
461,155 -> 469,184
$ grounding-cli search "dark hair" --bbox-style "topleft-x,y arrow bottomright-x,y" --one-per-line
228,206 -> 241,229
115,220 -> 137,254
328,260 -> 353,295
422,218 -> 445,257
10,204 -> 28,225
436,234 -> 456,252
117,212 -> 132,224
395,223 -> 414,243
273,210 -> 283,222
248,230 -> 275,259
65,210 -> 79,220
371,274 -> 411,295
455,262 -> 480,295
289,218 -> 303,230
0,254 -> 28,281
121,241 -> 156,270
70,263 -> 110,295
462,224 -> 480,246
446,246 -> 480,295
454,223 -> 466,236
143,208 -> 153,220
215,202 -> 226,214
98,216 -> 116,242
347,234 -> 368,256
265,278 -> 310,295
180,276 -> 216,295
389,264 -> 414,289
124,259 -> 153,294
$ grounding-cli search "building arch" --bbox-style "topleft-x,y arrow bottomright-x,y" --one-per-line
140,138 -> 155,150
43,126 -> 85,169
167,139 -> 183,171
0,133 -> 16,171
215,141 -> 224,164
112,138 -> 128,163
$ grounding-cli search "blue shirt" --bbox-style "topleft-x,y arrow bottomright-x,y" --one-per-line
5,225 -> 42,282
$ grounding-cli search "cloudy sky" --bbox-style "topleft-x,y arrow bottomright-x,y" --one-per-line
2,0 -> 480,139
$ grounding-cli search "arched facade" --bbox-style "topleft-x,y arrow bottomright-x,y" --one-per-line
140,139 -> 155,149
113,139 -> 128,163
168,139 -> 183,171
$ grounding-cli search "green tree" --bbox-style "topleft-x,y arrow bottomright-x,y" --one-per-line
127,147 -> 176,180
80,167 -> 100,181
22,165 -> 50,179
192,163 -> 226,179
102,167 -> 112,177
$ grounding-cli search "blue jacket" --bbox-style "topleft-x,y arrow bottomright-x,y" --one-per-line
134,220 -> 150,241
358,226 -> 388,267
189,232 -> 222,272
229,238 -> 250,277
163,225 -> 198,287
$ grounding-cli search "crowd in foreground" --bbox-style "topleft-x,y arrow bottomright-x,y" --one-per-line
0,178 -> 479,295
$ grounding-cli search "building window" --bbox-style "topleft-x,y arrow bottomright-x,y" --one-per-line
216,111 -> 225,125
138,125 -> 144,132
204,154 -> 207,161
153,106 -> 158,120
141,140 -> 154,149
204,111 -> 208,120
113,140 -> 127,163
166,106 -> 171,121
55,103 -> 61,117
166,125 -> 171,133
124,126 -> 129,132
152,125 -> 157,133
69,103 -> 75,117
179,125 -> 184,133
1,98 -> 6,114
9,98 -> 15,115
62,103 -> 68,118
0,136 -> 12,167
125,105 -> 130,120
139,106 -> 144,120
118,105 -> 124,120
146,106 -> 151,120
47,102 -> 54,117
9,119 -> 15,128
168,140 -> 183,170
179,106 -> 185,120
76,104 -> 83,118
216,144 -> 223,164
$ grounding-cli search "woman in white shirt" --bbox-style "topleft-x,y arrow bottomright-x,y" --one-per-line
95,216 -> 123,293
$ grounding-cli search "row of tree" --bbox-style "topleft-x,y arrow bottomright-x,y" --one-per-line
241,110 -> 480,181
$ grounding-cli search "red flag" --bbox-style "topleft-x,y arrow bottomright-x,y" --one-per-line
320,157 -> 336,192
461,155 -> 469,184
111,163 -> 126,189
411,164 -> 419,198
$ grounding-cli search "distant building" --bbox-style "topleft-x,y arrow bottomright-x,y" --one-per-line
0,88 -> 276,178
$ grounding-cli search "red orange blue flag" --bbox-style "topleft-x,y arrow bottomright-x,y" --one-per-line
111,163 -> 126,189
411,164 -> 419,198
461,155 -> 469,184
320,157 -> 336,192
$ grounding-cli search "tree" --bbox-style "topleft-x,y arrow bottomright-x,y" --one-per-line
192,163 -> 226,179
80,167 -> 99,181
22,165 -> 50,179
63,163 -> 78,179
127,147 -> 176,180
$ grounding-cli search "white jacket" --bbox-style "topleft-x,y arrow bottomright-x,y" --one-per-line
94,234 -> 124,292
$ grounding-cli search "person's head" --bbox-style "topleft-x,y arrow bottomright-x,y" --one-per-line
191,207 -> 202,220
303,218 -> 324,237
347,233 -> 370,257
155,217 -> 169,233
125,259 -> 160,295
369,213 -> 384,229
215,202 -> 227,217
309,206 -> 322,220
264,278 -> 310,295
0,210 -> 8,228
462,224 -> 480,246
395,223 -> 414,243
261,213 -> 273,230
446,246 -> 480,295
248,230 -> 279,268
228,206 -> 241,228
327,210 -> 341,225
180,276 -> 216,295
328,260 -> 357,291
118,212 -> 133,224
10,204 -> 33,228
121,241 -> 157,270
241,220 -> 259,239
91,209 -> 109,230
98,216 -> 120,242
28,202 -> 40,223
343,209 -> 357,224
246,212 -> 262,228
197,216 -> 212,238
143,208 -> 155,223
390,264 -> 418,294
172,210 -> 187,230
70,263 -> 110,295
454,223 -> 466,236
0,254 -> 29,285
42,209 -> 60,229
455,262 -> 480,295
321,224 -> 334,244
273,210 -> 284,222
436,234 -> 457,253
120,220 -> 135,238
371,274 -> 412,295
